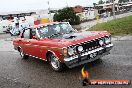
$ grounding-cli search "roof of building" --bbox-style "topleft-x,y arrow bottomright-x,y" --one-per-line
0,11 -> 36,16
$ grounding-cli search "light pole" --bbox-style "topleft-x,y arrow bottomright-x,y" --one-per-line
47,1 -> 50,14
47,1 -> 51,21
112,0 -> 116,19
66,0 -> 68,7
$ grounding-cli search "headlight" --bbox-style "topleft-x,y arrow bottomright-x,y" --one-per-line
105,37 -> 111,44
68,48 -> 74,56
77,46 -> 83,52
99,40 -> 104,46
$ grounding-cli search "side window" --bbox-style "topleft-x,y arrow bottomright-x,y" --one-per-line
23,29 -> 30,39
54,25 -> 60,33
31,28 -> 36,36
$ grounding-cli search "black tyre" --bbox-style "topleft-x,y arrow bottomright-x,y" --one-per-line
48,54 -> 63,71
19,49 -> 29,59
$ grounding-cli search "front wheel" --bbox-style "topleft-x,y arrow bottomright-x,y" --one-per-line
19,49 -> 29,59
48,54 -> 64,71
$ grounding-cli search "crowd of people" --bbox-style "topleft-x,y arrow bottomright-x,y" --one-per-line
3,18 -> 30,36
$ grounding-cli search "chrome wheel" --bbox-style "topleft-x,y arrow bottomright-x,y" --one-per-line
48,54 -> 63,71
50,55 -> 60,69
20,50 -> 24,57
19,49 -> 28,59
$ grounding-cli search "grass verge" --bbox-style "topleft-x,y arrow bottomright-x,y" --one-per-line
89,15 -> 132,36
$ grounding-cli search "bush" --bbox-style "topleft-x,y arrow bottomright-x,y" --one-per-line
53,7 -> 80,25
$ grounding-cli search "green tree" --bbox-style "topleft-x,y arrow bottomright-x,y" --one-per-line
106,0 -> 110,3
93,3 -> 97,8
119,0 -> 129,3
98,0 -> 105,4
53,7 -> 80,25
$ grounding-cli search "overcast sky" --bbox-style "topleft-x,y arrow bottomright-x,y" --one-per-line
0,0 -> 100,12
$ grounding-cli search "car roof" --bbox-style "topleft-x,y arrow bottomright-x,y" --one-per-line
30,22 -> 69,29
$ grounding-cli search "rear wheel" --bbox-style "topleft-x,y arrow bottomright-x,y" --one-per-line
19,49 -> 29,59
48,54 -> 63,71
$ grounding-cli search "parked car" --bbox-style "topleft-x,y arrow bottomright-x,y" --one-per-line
13,22 -> 113,71
3,26 -> 11,33
10,27 -> 20,36
130,8 -> 132,12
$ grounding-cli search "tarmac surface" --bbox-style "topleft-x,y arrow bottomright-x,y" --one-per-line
0,34 -> 132,88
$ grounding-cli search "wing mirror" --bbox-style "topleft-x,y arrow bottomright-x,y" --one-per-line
32,36 -> 40,40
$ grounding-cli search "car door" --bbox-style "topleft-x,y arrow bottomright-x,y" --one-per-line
23,28 -> 41,58
27,27 -> 49,60
27,39 -> 42,58
20,28 -> 32,55
28,28 -> 45,59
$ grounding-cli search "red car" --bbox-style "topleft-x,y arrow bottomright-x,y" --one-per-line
13,22 -> 113,71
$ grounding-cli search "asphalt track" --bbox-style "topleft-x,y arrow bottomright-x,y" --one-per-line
0,34 -> 132,88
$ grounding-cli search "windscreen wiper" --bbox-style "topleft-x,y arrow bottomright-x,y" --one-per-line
49,33 -> 61,38
65,30 -> 74,34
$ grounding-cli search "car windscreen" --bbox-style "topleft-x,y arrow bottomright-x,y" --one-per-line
37,23 -> 75,38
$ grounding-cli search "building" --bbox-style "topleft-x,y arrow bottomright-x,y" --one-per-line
72,5 -> 84,13
95,0 -> 132,15
0,11 -> 36,20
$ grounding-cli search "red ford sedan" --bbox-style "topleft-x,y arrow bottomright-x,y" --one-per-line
13,22 -> 113,71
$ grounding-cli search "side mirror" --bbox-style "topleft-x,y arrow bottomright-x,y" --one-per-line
32,36 -> 39,40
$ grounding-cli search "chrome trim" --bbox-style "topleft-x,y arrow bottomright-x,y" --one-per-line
106,44 -> 113,48
26,54 -> 47,61
17,46 -> 47,61
64,44 -> 113,62
67,50 -> 110,68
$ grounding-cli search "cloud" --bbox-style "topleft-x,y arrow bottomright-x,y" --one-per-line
0,0 -> 99,12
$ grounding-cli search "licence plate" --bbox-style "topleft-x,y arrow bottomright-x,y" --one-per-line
89,52 -> 97,59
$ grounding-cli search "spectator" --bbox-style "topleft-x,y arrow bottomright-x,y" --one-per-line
19,19 -> 30,33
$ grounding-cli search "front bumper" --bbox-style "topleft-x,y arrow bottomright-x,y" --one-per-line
64,44 -> 113,68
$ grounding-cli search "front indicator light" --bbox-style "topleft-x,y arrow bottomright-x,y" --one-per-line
63,48 -> 68,55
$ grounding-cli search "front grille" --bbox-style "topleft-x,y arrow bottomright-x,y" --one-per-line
68,36 -> 111,56
75,37 -> 106,53
81,39 -> 100,52
74,39 -> 100,53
